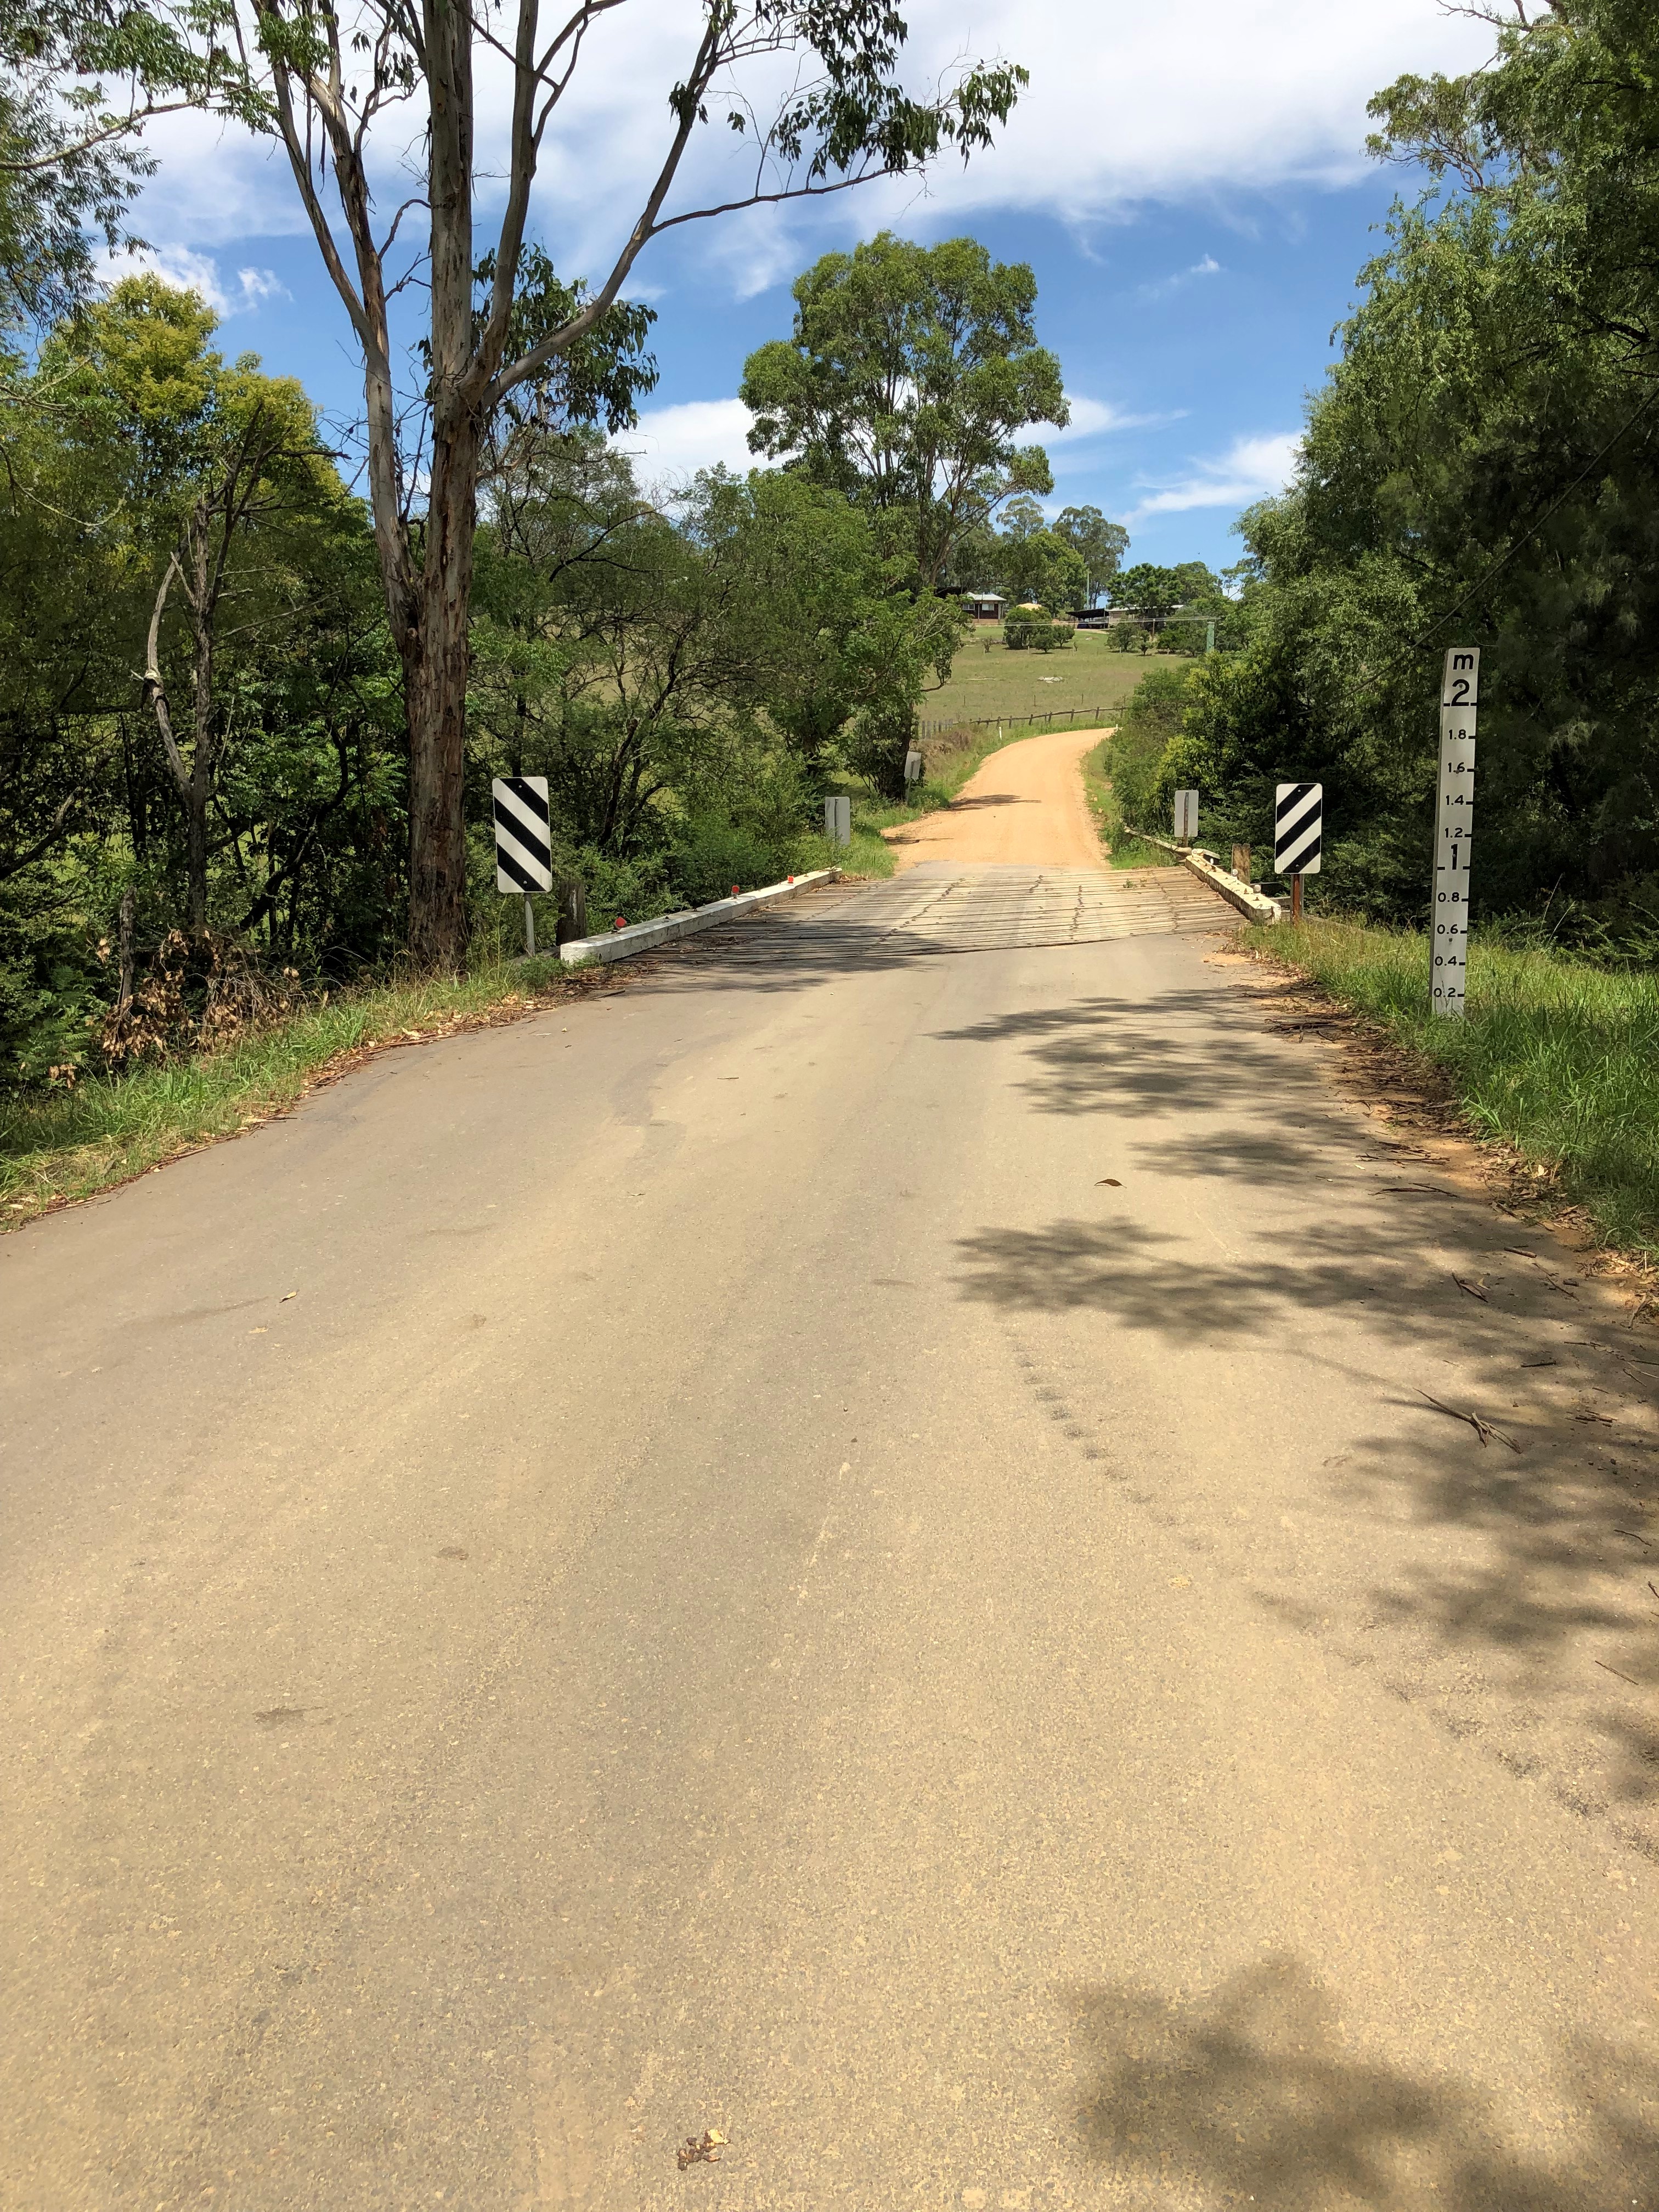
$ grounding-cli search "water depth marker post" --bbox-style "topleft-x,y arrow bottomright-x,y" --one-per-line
1432,648 -> 1480,1018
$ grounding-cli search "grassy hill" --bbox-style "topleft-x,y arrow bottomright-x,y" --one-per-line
919,624 -> 1190,732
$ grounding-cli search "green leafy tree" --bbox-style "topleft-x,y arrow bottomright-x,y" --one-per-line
0,0 -> 253,325
1052,504 -> 1128,605
0,277 -> 399,1083
1109,563 -> 1184,625
243,5 -> 1026,969
1150,0 -> 1659,926
740,232 -> 1066,588
43,278 -> 343,935
1000,527 -> 1087,613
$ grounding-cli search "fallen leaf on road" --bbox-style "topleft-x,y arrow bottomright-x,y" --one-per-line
678,2129 -> 726,2169
1521,1358 -> 1558,1368
1097,1178 -> 1121,1187
1453,1275 -> 1489,1303
280,1290 -> 297,1302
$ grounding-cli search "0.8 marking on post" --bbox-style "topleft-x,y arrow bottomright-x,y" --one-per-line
1432,647 -> 1479,1018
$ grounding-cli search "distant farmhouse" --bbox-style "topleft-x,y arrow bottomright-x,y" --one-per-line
962,591 -> 1009,620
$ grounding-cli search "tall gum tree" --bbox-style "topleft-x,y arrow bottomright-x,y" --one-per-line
239,0 -> 1026,967
738,230 -> 1068,588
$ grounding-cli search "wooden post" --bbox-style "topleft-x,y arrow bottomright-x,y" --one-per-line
555,875 -> 588,946
1290,872 -> 1304,923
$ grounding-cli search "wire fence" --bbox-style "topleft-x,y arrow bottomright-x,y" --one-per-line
915,706 -> 1119,742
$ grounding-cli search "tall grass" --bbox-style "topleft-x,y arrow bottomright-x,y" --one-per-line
1,955 -> 576,1228
1250,917 -> 1659,1256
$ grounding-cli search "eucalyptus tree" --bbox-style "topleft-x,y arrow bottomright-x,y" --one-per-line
740,230 -> 1066,587
239,0 -> 1025,966
1052,504 -> 1128,605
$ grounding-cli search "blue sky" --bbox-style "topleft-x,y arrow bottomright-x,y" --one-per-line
119,0 -> 1493,574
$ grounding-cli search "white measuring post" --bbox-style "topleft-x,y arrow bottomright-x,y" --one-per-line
822,794 -> 851,848
1173,789 -> 1199,843
1432,647 -> 1480,1018
493,775 -> 553,955
904,747 -> 925,787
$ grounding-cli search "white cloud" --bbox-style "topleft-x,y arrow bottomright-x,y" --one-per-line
1130,431 -> 1302,518
1139,255 -> 1222,301
1047,393 -> 1175,444
616,386 -> 1159,487
131,0 -> 1493,289
100,241 -> 289,315
614,396 -> 758,486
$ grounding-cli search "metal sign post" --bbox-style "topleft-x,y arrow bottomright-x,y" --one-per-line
1274,782 -> 1322,922
1432,647 -> 1480,1017
493,775 -> 553,954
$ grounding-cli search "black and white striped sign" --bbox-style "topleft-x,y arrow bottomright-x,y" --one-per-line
493,776 -> 552,894
1274,782 -> 1323,876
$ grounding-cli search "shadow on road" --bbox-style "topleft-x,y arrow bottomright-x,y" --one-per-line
1063,1956 -> 1659,2210
938,983 -> 1659,1853
931,989 -> 1299,1118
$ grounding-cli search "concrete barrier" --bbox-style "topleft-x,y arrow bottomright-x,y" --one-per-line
558,868 -> 841,966
1127,830 -> 1282,923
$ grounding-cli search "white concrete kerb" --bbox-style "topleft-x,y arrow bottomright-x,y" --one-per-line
558,868 -> 841,966
1127,828 -> 1282,923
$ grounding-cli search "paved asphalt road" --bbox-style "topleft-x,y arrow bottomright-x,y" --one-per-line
5,800 -> 1659,2206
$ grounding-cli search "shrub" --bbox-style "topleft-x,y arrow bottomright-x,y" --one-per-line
1101,663 -> 1198,831
667,821 -> 790,906
1005,619 -> 1076,652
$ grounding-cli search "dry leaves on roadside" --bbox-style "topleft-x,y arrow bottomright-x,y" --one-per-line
678,2129 -> 727,2169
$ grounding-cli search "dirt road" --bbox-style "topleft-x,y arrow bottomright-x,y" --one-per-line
885,722 -> 1108,870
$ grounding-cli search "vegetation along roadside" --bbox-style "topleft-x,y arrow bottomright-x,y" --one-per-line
1,712 -> 1102,1232
1242,917 -> 1659,1271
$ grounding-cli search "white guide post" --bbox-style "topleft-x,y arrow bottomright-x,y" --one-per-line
1432,647 -> 1480,1018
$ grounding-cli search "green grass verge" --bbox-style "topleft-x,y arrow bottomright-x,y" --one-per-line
1246,916 -> 1659,1259
0,956 -> 581,1230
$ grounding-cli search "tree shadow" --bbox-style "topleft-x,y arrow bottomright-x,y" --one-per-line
952,1208 -> 1659,1816
1063,1957 -> 1659,2209
929,993 -> 1299,1118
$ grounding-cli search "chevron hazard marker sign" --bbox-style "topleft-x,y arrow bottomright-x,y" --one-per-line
493,776 -> 553,894
1274,782 -> 1322,877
